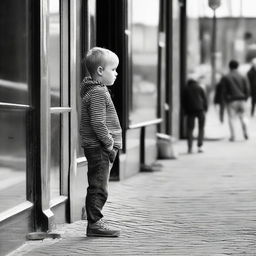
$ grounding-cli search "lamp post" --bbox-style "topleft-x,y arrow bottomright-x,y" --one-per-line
208,0 -> 221,90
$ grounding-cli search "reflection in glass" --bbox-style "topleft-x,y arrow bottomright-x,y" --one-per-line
0,110 -> 26,213
0,0 -> 29,105
129,0 -> 159,125
49,0 -> 61,107
88,0 -> 96,49
77,0 -> 97,158
50,113 -> 61,199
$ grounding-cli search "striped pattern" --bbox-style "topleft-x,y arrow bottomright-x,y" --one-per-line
80,77 -> 122,150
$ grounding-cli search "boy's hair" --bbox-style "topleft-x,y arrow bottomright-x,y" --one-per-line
85,47 -> 118,76
229,60 -> 239,70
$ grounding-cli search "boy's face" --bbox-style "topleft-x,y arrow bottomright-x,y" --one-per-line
100,58 -> 119,86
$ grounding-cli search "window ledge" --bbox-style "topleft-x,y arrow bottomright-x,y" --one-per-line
129,118 -> 162,129
50,195 -> 68,208
0,201 -> 33,222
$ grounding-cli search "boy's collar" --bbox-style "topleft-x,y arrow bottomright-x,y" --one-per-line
84,76 -> 105,86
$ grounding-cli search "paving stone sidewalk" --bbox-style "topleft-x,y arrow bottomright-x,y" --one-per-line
8,126 -> 256,256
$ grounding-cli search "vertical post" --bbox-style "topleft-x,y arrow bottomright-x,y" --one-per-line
179,0 -> 187,139
69,0 -> 79,222
40,0 -> 54,232
211,9 -> 217,89
208,0 -> 221,89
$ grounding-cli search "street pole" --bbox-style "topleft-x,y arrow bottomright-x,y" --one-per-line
211,9 -> 217,90
208,0 -> 221,94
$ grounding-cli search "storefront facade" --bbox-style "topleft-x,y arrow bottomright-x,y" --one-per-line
0,0 -> 181,254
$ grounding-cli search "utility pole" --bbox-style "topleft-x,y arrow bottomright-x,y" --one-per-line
208,0 -> 221,90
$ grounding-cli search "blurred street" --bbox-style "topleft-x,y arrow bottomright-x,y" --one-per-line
8,107 -> 256,256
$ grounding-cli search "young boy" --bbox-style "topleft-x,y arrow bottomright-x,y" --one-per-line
80,47 -> 122,237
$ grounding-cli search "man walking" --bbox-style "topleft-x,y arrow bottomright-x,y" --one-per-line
218,60 -> 250,141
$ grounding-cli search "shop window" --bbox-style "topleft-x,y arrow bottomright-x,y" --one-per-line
49,0 -> 61,199
129,0 -> 159,125
77,0 -> 97,158
49,0 -> 61,107
0,1 -> 29,213
0,110 -> 27,212
50,113 -> 61,199
0,1 -> 29,104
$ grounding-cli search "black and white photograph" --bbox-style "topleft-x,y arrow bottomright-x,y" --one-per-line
1,0 -> 256,255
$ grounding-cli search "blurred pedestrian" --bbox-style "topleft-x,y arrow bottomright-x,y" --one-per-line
214,79 -> 225,123
182,79 -> 208,153
217,60 -> 250,141
247,57 -> 256,116
80,47 -> 122,237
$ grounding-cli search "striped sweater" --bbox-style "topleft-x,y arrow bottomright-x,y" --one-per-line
80,77 -> 122,151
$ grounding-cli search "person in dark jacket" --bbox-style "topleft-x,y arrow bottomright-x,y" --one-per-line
247,58 -> 256,116
183,79 -> 208,153
217,60 -> 250,141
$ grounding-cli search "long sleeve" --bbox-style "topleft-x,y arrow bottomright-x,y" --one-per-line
89,89 -> 114,151
243,76 -> 250,99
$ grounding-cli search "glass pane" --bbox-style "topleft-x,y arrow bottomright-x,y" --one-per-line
50,113 -> 61,199
0,110 -> 26,213
129,0 -> 159,125
77,1 -> 96,157
88,0 -> 96,50
0,0 -> 29,104
49,0 -> 61,107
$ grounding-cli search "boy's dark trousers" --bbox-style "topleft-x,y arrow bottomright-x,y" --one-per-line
186,110 -> 205,151
83,146 -> 117,224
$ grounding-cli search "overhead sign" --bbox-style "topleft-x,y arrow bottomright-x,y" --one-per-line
208,0 -> 221,10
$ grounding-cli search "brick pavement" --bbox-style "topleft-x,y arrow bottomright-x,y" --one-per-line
7,110 -> 256,256
8,131 -> 256,255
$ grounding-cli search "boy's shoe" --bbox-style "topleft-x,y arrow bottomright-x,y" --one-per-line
87,219 -> 120,237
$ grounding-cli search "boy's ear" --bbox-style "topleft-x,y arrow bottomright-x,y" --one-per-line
97,66 -> 104,76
